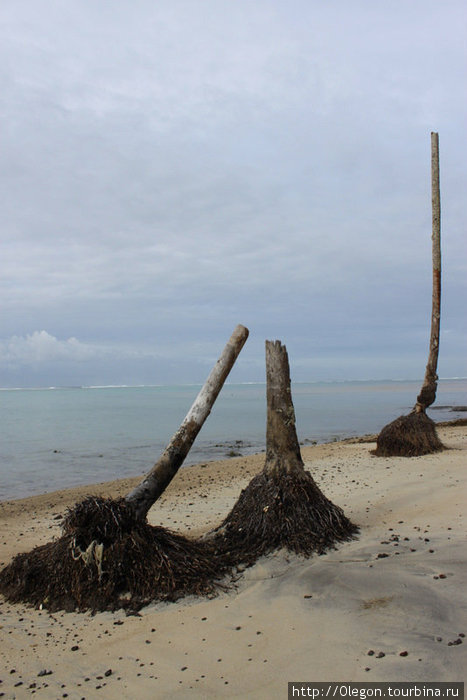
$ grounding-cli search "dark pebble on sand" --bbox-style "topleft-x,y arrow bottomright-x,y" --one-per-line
376,652 -> 385,658
104,670 -> 112,677
399,651 -> 409,657
71,645 -> 79,651
377,553 -> 389,559
367,650 -> 375,656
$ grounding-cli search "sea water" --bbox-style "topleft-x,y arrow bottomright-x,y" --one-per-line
1,379 -> 466,501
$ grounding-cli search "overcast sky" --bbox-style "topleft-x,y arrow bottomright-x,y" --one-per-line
1,0 -> 466,387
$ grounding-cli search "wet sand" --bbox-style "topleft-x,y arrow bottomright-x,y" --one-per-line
1,424 -> 466,697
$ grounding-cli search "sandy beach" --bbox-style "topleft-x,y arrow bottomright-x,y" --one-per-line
0,424 -> 466,698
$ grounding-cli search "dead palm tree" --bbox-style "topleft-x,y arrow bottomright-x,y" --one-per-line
0,326 -> 249,612
374,132 -> 444,457
208,340 -> 358,564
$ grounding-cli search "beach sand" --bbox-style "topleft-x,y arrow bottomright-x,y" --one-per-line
0,424 -> 466,698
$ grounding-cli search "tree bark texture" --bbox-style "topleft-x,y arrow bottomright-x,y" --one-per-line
125,324 -> 249,520
264,340 -> 304,476
416,132 -> 441,411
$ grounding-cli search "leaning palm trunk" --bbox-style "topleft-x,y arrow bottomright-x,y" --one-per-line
209,340 -> 358,565
374,132 -> 444,457
0,326 -> 249,612
126,324 -> 249,520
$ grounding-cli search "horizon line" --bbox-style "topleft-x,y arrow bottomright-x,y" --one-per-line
1,377 -> 466,391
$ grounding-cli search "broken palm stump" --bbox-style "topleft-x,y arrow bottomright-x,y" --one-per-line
209,340 -> 358,565
0,325 -> 249,613
374,133 -> 444,457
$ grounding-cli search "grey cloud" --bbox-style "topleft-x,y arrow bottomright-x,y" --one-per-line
1,0 -> 466,386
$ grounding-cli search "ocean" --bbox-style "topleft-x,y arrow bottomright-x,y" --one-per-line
1,379 -> 466,501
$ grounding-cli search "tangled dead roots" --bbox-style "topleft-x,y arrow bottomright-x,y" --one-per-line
211,468 -> 358,565
0,497 -> 229,613
0,478 -> 359,613
373,411 -> 444,457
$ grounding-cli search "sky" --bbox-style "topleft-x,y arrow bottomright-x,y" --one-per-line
1,0 -> 466,387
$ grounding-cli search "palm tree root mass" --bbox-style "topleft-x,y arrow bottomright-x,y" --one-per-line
373,411 -> 444,457
0,497 -> 230,613
0,474 -> 358,613
211,468 -> 359,565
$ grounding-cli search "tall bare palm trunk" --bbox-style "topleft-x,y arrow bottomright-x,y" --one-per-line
374,132 -> 444,457
415,131 -> 441,412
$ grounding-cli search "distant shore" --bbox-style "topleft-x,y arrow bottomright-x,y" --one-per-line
1,423 -> 466,696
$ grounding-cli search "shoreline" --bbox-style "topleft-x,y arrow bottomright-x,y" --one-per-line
2,417 -> 465,515
2,379 -> 466,504
1,423 -> 466,695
